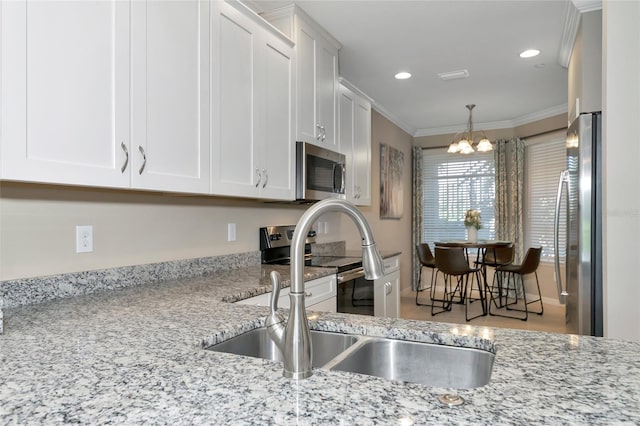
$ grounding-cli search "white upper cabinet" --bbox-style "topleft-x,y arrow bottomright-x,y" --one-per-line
1,0 -> 210,194
261,5 -> 341,149
211,1 -> 294,200
1,1 -> 130,187
338,83 -> 372,206
130,0 -> 211,194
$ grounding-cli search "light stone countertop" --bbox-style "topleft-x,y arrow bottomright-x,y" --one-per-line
1,264 -> 639,424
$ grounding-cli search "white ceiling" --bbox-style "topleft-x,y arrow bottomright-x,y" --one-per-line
249,0 -> 573,136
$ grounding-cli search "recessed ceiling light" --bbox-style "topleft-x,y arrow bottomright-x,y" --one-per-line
394,72 -> 412,80
520,49 -> 540,58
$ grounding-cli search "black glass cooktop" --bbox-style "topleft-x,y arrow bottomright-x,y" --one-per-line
267,255 -> 362,272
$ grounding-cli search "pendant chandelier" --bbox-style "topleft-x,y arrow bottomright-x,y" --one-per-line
447,104 -> 493,154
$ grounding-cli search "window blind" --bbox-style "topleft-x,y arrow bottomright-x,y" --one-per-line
525,137 -> 566,262
421,149 -> 495,248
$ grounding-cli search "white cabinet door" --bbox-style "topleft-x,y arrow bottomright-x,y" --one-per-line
315,37 -> 338,149
130,0 -> 210,194
211,2 -> 294,200
353,96 -> 372,205
374,256 -> 401,318
1,1 -> 130,187
269,10 -> 338,149
339,86 -> 356,202
339,84 -> 371,206
295,22 -> 319,145
211,2 -> 258,198
256,29 -> 295,200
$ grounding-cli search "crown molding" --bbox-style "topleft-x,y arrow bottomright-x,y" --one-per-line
558,0 -> 603,68
370,104 -> 416,137
413,104 -> 568,138
510,103 -> 568,127
338,77 -> 375,104
559,1 -> 581,68
572,0 -> 602,13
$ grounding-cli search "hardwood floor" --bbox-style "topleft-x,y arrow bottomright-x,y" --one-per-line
400,289 -> 568,334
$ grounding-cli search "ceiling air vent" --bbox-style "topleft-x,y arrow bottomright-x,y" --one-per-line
437,69 -> 470,81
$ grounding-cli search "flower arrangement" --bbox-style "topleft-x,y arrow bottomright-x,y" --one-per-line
464,209 -> 483,230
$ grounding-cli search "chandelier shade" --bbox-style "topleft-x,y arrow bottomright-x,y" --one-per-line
447,104 -> 493,154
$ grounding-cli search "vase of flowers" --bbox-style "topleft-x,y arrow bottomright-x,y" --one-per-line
464,209 -> 482,243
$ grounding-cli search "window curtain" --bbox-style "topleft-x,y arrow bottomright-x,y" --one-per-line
494,137 -> 525,262
411,146 -> 423,291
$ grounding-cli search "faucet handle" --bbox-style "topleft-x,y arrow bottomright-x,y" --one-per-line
266,271 -> 285,328
269,271 -> 282,312
265,271 -> 285,351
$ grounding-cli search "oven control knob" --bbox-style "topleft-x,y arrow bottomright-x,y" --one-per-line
270,233 -> 282,241
307,230 -> 317,238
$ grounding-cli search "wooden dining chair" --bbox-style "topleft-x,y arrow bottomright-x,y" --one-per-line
434,247 -> 484,321
489,247 -> 543,321
415,243 -> 437,307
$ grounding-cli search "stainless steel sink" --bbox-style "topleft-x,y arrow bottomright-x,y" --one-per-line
326,338 -> 495,389
207,328 -> 358,368
207,328 -> 494,388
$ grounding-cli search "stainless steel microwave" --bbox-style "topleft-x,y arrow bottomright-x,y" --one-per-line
296,142 -> 346,202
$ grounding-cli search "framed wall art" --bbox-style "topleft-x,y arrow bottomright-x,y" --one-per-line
379,143 -> 404,219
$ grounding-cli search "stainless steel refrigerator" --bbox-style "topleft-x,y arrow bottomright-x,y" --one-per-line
554,111 -> 603,336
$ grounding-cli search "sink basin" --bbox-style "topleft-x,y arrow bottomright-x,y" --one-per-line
327,338 -> 495,388
207,328 -> 358,367
207,328 -> 494,389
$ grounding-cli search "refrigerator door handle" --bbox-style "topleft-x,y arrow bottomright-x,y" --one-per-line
554,170 -> 569,304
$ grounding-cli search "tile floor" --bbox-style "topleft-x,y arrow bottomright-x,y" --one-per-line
400,289 -> 568,334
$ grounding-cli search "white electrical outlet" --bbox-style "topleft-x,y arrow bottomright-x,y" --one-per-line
227,223 -> 237,242
76,225 -> 93,253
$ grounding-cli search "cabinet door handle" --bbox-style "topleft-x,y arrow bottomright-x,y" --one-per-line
262,169 -> 268,188
316,125 -> 325,141
138,146 -> 147,175
120,142 -> 129,173
255,168 -> 262,187
321,126 -> 326,142
385,282 -> 392,295
305,291 -> 313,297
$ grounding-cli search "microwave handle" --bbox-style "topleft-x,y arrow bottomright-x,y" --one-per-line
333,162 -> 345,194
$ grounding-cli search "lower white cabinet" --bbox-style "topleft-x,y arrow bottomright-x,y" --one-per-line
236,274 -> 337,313
374,255 -> 400,318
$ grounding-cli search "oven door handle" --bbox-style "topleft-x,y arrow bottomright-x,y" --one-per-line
337,267 -> 366,283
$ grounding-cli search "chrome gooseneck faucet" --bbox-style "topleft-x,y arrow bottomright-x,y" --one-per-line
265,198 -> 385,379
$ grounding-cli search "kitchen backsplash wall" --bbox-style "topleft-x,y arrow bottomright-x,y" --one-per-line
0,183 -> 344,281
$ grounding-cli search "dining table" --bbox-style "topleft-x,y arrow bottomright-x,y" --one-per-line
434,240 -> 513,317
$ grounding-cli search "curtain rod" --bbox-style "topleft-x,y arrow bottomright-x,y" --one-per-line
419,126 -> 567,150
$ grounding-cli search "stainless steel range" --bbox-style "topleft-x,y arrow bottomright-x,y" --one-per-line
259,225 -> 374,315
